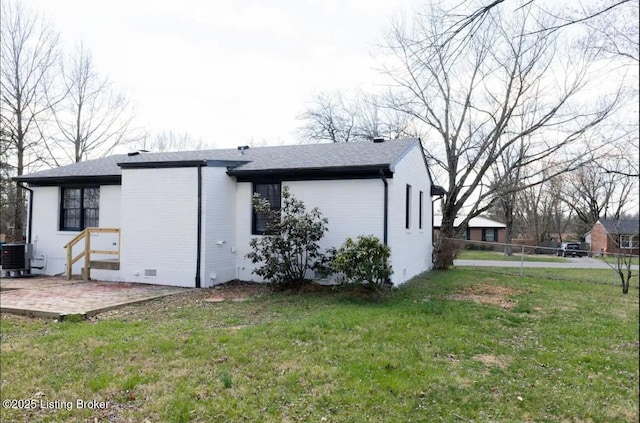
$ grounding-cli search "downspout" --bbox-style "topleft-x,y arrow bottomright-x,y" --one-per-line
195,164 -> 203,288
432,198 -> 436,242
379,169 -> 388,245
431,196 -> 443,242
17,183 -> 34,243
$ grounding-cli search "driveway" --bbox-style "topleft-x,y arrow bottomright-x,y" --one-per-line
0,276 -> 186,320
454,257 -> 640,270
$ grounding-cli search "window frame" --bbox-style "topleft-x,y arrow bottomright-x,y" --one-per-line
252,182 -> 282,235
485,229 -> 495,242
619,234 -> 636,249
405,184 -> 412,230
482,228 -> 498,242
419,190 -> 424,230
59,186 -> 100,231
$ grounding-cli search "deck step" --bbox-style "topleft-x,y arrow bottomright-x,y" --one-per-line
89,259 -> 120,270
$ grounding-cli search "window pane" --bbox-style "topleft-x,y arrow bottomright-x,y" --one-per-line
64,188 -> 81,209
419,191 -> 423,229
62,189 -> 81,230
64,188 -> 81,200
253,183 -> 281,234
405,185 -> 411,229
83,188 -> 100,227
255,183 -> 280,209
255,214 -> 268,233
83,188 -> 100,208
84,208 -> 99,228
64,209 -> 80,229
620,234 -> 634,248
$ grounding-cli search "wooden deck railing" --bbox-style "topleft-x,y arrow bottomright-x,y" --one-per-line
64,228 -> 120,280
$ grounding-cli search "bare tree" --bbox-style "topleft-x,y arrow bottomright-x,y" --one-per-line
515,173 -> 572,245
0,0 -> 60,240
612,251 -> 635,295
298,91 -> 416,143
599,133 -> 639,179
600,219 -> 639,295
132,130 -> 208,153
45,43 -> 138,164
298,92 -> 356,143
381,2 -> 621,268
490,139 -> 528,255
578,0 -> 639,63
352,93 -> 417,141
445,0 -> 638,63
0,128 -> 16,237
562,158 -> 637,237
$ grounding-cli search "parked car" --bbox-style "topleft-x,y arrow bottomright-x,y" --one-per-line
557,242 -> 586,257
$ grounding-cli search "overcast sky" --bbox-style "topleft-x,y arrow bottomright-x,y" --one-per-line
22,0 -> 422,150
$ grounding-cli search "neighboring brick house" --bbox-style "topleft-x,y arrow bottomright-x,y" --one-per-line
433,215 -> 506,244
585,218 -> 640,256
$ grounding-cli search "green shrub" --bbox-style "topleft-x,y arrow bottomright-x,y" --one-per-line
247,186 -> 328,291
332,235 -> 393,289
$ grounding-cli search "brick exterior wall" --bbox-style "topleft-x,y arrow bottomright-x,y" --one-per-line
606,236 -> 640,256
467,228 -> 505,243
120,167 -> 199,287
589,222 -> 608,255
589,221 -> 640,256
433,227 -> 505,244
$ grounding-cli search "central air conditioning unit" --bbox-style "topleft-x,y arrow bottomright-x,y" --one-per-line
1,243 -> 32,277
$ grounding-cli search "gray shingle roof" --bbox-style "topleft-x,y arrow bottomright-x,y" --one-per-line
600,218 -> 640,235
16,138 -> 421,182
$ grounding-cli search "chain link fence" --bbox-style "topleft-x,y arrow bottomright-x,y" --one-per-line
439,237 -> 640,290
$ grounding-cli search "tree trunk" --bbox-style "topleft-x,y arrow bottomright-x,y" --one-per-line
13,124 -> 25,242
503,201 -> 514,256
433,209 -> 460,269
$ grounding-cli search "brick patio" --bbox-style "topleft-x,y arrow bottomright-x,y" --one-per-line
0,276 -> 186,319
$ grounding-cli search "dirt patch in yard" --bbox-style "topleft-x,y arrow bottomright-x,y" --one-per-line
473,353 -> 513,369
444,284 -> 522,309
201,280 -> 270,303
89,280 -> 270,321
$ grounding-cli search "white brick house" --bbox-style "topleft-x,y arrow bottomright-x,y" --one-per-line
15,138 -> 441,287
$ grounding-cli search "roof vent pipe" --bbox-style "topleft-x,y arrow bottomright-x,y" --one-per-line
237,145 -> 250,155
373,137 -> 385,143
127,150 -> 148,156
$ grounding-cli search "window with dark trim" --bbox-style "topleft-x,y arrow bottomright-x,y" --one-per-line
405,184 -> 411,229
619,234 -> 637,249
482,228 -> 498,242
60,187 -> 100,231
252,182 -> 281,235
419,190 -> 423,229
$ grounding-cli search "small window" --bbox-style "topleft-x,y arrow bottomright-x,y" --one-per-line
482,228 -> 498,242
419,191 -> 424,229
619,235 -> 636,249
405,184 -> 411,229
252,182 -> 281,235
60,187 -> 100,231
485,229 -> 495,242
